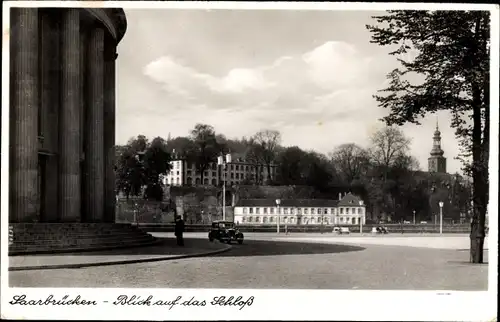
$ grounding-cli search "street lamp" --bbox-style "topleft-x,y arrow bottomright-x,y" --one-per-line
413,210 -> 416,225
359,200 -> 364,235
217,153 -> 232,221
134,202 -> 138,226
439,201 -> 444,234
275,199 -> 281,234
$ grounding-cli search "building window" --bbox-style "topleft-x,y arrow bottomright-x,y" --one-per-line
246,166 -> 249,171
324,208 -> 328,215
331,208 -> 336,215
256,208 -> 260,214
304,208 -> 308,214
243,207 -> 248,214
212,171 -> 216,177
236,173 -> 239,179
311,218 -> 315,224
231,173 -> 234,179
340,208 -> 344,214
263,208 -> 268,214
270,216 -> 274,223
346,208 -> 350,214
255,216 -> 260,223
283,208 -> 288,214
176,178 -> 180,185
358,208 -> 362,214
263,217 -> 268,223
236,165 -> 239,170
317,216 -> 321,223
177,171 -> 180,175
270,208 -> 274,214
311,208 -> 315,215
248,216 -> 253,223
297,208 -> 302,215
353,217 -> 357,225
249,208 -> 253,214
317,208 -> 322,215
242,217 -> 246,223
290,208 -> 295,215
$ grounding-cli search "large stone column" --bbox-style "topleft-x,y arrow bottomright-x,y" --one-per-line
103,44 -> 117,223
40,11 -> 59,222
9,8 -> 39,223
59,9 -> 81,222
84,26 -> 105,222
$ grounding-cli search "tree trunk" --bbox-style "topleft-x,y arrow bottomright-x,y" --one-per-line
469,81 -> 487,263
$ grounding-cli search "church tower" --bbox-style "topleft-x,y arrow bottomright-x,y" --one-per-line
428,119 -> 447,173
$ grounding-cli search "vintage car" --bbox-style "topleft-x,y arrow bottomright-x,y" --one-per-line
333,226 -> 350,235
208,221 -> 244,244
371,226 -> 389,234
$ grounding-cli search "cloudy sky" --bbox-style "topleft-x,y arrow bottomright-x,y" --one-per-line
116,9 -> 463,174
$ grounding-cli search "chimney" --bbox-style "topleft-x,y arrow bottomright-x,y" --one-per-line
338,192 -> 342,200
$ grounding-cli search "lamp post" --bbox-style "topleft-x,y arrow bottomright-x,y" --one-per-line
359,200 -> 364,235
217,153 -> 232,221
413,210 -> 416,225
275,199 -> 281,234
134,202 -> 138,226
320,211 -> 324,234
439,201 -> 444,234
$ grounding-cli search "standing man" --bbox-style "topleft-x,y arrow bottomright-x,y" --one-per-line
175,215 -> 185,246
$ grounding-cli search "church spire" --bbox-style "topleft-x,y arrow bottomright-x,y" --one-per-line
428,117 -> 447,173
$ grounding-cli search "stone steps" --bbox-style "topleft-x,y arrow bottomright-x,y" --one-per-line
9,223 -> 159,255
12,235 -> 155,245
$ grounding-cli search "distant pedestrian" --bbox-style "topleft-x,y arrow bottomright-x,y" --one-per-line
285,224 -> 288,235
175,216 -> 185,246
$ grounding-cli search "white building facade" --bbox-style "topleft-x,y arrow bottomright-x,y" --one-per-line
164,157 -> 278,187
234,193 -> 366,225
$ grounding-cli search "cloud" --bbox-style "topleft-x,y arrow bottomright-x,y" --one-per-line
142,40 -> 383,118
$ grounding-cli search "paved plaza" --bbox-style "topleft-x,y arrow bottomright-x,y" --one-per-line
8,233 -> 488,290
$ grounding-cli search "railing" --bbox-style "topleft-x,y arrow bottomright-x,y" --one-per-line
137,223 -> 472,234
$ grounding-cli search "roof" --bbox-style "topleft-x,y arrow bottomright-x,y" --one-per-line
235,199 -> 339,208
337,193 -> 364,207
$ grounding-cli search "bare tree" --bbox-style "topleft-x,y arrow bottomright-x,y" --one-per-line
251,129 -> 282,183
330,143 -> 370,185
369,126 -> 411,180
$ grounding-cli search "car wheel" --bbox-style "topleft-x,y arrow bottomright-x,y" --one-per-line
208,234 -> 213,242
238,240 -> 243,245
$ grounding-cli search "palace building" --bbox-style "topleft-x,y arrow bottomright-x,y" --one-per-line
234,193 -> 366,225
8,8 -> 127,223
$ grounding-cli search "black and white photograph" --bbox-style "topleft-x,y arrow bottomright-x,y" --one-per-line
1,1 -> 498,321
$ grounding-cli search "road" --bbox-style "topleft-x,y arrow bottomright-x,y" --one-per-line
9,233 -> 488,290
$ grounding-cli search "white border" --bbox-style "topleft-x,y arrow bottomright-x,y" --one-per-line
1,2 -> 498,321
